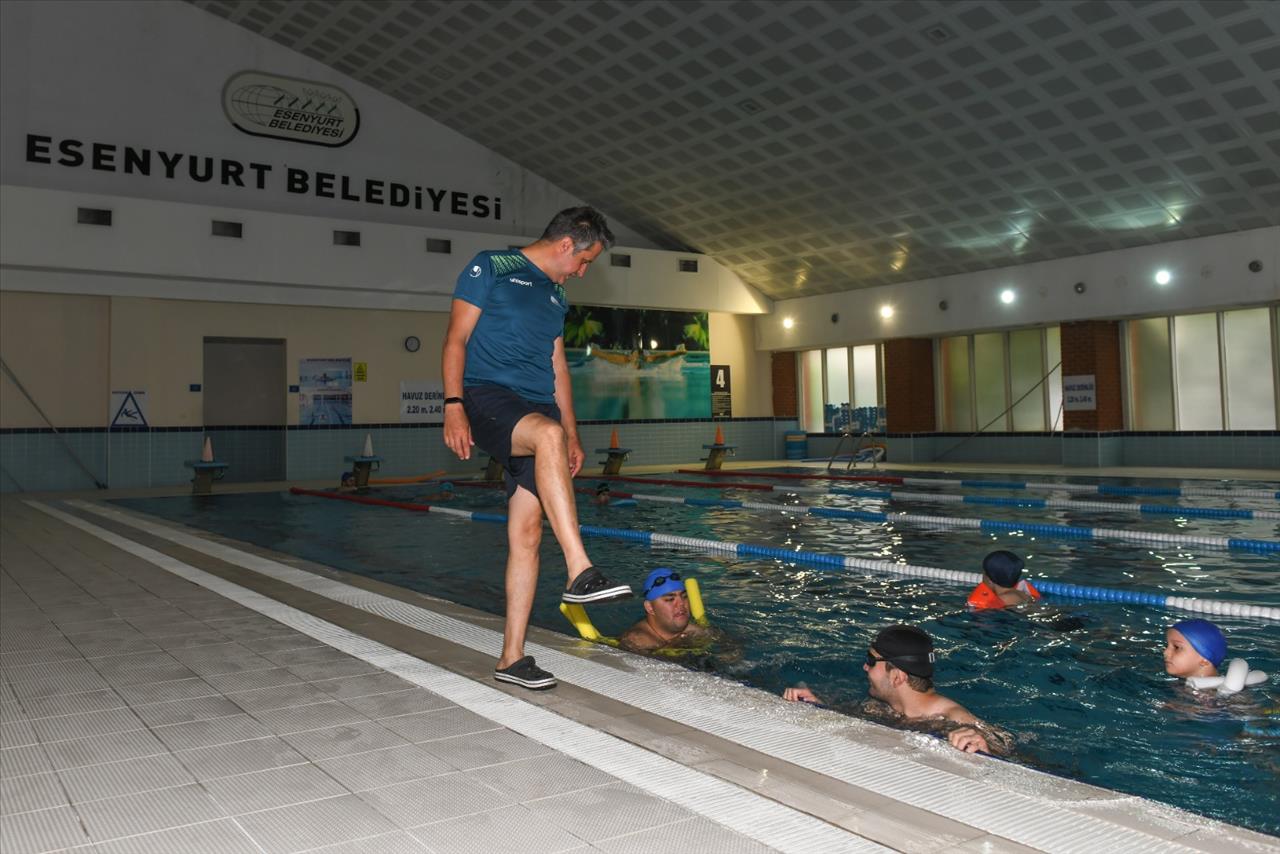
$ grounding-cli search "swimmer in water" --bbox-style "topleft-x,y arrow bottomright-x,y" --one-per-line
594,482 -> 612,505
1164,618 -> 1226,679
416,481 -> 456,503
784,624 -> 1013,755
618,569 -> 717,654
338,471 -> 357,492
967,550 -> 1039,609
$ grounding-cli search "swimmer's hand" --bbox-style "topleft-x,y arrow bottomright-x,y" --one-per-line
443,405 -> 474,460
947,725 -> 990,754
783,686 -> 822,704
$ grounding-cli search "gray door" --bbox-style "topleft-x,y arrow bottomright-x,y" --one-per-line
203,337 -> 286,482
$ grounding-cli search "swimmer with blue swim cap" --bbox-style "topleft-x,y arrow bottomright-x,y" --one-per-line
617,568 -> 715,653
1164,619 -> 1226,679
415,480 -> 456,503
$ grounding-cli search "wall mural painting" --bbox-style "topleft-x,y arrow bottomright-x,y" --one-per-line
564,306 -> 710,420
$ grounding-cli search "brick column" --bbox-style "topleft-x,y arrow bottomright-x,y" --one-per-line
1059,321 -> 1123,431
883,338 -> 935,432
771,351 -> 797,418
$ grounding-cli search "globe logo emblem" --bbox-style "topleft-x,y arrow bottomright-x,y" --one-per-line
222,71 -> 359,148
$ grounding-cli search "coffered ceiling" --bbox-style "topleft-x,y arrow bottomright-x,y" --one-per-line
192,0 -> 1280,299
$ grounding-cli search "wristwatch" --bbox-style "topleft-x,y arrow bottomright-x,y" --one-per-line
444,397 -> 464,406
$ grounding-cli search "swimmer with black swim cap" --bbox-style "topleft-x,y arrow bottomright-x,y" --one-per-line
1164,618 -> 1226,679
967,550 -> 1040,609
784,624 -> 1013,754
594,482 -> 611,505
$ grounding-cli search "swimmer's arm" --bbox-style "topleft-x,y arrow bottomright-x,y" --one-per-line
943,705 -> 1014,755
551,336 -> 583,477
442,300 -> 481,460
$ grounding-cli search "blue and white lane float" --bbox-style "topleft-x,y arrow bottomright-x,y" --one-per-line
614,492 -> 1279,554
677,468 -> 1280,500
599,474 -> 1280,520
791,485 -> 1280,521
289,488 -> 1280,622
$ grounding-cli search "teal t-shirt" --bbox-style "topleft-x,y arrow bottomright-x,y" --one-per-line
453,250 -> 568,403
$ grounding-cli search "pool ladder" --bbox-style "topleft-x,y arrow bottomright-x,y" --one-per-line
827,427 -> 885,472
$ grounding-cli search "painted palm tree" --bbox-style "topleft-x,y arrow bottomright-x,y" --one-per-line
682,313 -> 709,350
564,308 -> 604,347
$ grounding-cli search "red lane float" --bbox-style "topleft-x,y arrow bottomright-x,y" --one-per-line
675,468 -> 904,485
290,487 -> 435,512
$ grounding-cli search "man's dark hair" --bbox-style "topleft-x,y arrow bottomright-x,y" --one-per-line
885,661 -> 933,693
541,206 -> 615,251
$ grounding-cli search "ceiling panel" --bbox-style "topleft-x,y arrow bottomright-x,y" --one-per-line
190,0 -> 1280,299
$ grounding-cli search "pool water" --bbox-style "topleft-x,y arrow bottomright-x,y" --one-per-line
114,471 -> 1280,835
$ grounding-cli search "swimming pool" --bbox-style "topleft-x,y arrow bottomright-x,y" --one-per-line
114,469 -> 1280,835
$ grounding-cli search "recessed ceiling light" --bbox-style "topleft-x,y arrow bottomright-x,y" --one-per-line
879,305 -> 894,319
1000,289 -> 1016,304
649,339 -> 658,350
1155,269 -> 1172,285
782,316 -> 795,329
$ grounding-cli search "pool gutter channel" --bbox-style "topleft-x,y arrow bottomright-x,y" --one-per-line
40,497 -> 1279,853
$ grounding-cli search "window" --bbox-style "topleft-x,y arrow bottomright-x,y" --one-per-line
1127,306 -> 1278,430
937,327 -> 1062,432
797,345 -> 883,432
211,220 -> 243,238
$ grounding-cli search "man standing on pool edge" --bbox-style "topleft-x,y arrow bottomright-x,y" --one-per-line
442,207 -> 633,690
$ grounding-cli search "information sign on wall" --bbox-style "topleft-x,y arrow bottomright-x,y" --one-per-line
400,381 -> 444,423
711,364 -> 732,418
109,390 -> 148,427
1063,374 -> 1097,411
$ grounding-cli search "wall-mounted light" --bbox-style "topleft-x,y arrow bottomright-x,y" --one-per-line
1155,269 -> 1172,285
649,338 -> 658,350
879,305 -> 894,319
782,316 -> 795,329
1000,289 -> 1016,304
1073,281 -> 1086,294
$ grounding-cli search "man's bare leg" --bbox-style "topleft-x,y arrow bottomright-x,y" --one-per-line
497,485 -> 543,669
509,412 -> 591,583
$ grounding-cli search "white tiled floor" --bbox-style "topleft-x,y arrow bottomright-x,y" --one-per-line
0,499 -> 837,854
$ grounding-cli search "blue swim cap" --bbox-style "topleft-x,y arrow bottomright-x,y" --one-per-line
642,568 -> 685,601
1172,619 -> 1227,667
440,481 -> 454,492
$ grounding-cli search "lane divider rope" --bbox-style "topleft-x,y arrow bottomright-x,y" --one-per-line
289,488 -> 1280,622
589,475 -> 1280,521
676,469 -> 1280,500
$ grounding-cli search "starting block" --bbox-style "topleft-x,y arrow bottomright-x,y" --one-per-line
700,443 -> 737,471
483,456 -> 504,482
595,445 -> 633,475
342,455 -> 382,489
184,460 -> 229,495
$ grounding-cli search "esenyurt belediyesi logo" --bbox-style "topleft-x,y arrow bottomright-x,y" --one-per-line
222,71 -> 360,147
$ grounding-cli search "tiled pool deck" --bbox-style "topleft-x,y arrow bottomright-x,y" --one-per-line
2,463 -> 1277,854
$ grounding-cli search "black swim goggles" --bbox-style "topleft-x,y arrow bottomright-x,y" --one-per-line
643,571 -> 681,596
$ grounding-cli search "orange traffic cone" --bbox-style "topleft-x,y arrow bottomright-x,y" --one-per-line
714,425 -> 725,446
200,437 -> 214,462
609,429 -> 620,449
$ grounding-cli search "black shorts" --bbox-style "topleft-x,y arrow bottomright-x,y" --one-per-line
463,384 -> 561,499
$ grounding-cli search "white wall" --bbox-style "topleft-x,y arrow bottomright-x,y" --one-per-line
758,226 -> 1280,351
0,0 -> 651,245
0,185 -> 770,315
